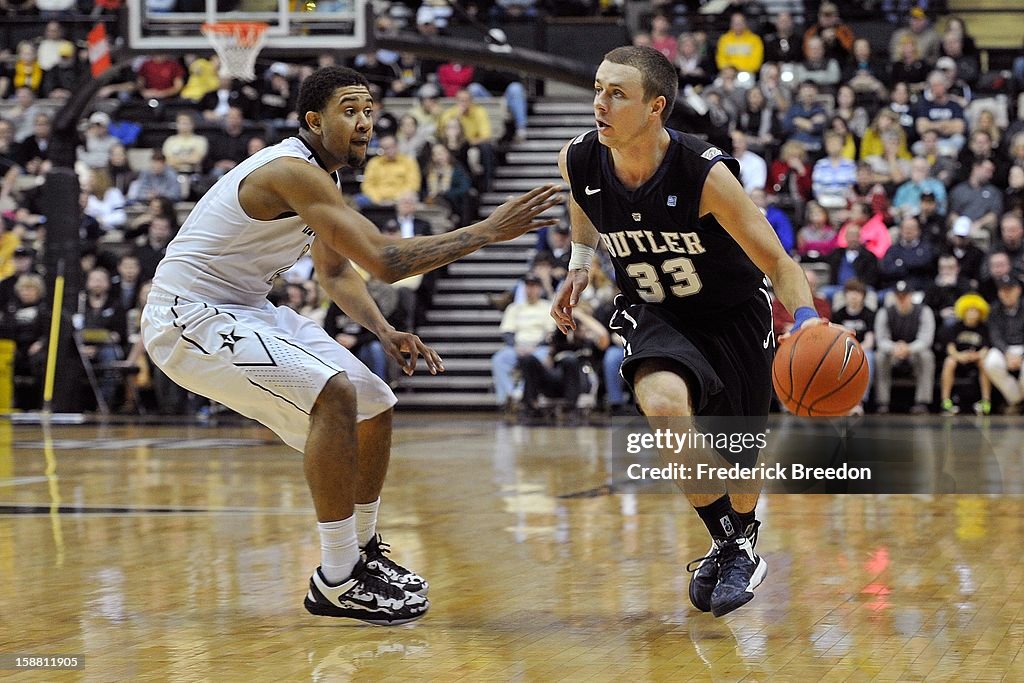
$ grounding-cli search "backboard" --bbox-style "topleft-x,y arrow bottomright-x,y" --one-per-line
125,0 -> 370,53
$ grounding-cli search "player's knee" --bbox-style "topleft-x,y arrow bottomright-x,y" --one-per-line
313,373 -> 357,420
634,362 -> 694,416
638,389 -> 692,417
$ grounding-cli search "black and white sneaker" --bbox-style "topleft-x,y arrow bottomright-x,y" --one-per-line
304,559 -> 429,625
709,531 -> 767,618
687,522 -> 761,614
687,538 -> 720,612
363,535 -> 429,596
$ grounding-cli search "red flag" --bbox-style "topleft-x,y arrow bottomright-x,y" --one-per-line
87,23 -> 111,78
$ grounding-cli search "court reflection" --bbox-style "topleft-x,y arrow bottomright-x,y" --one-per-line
0,417 -> 1022,679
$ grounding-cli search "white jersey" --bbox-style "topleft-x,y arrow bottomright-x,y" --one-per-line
152,136 -> 340,307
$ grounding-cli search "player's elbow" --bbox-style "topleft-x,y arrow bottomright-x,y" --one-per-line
369,246 -> 403,284
368,260 -> 400,284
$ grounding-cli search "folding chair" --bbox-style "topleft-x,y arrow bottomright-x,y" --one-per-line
74,328 -> 144,414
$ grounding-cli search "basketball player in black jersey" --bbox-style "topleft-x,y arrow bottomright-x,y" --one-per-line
552,46 -> 825,617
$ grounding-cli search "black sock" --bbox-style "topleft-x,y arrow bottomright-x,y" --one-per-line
695,494 -> 741,540
736,508 -> 756,534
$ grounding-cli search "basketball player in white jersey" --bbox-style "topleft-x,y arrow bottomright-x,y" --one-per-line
142,66 -> 561,625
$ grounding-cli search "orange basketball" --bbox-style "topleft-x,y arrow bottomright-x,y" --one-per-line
772,324 -> 869,417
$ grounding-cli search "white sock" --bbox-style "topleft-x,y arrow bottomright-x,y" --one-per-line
354,498 -> 380,548
318,517 -> 359,584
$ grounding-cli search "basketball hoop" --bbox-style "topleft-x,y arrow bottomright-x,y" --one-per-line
201,22 -> 269,82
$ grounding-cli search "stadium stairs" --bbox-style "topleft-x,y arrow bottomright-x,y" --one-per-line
395,98 -> 593,408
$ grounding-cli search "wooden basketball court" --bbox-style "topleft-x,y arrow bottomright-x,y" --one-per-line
2,413 -> 1023,680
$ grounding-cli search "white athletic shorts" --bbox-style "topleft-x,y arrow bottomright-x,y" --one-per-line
141,288 -> 397,452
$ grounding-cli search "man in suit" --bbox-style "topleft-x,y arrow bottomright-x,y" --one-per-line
381,191 -> 432,238
382,192 -> 434,328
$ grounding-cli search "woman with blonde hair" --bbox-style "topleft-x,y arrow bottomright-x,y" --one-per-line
972,108 -> 1002,149
82,168 -> 127,235
4,42 -> 43,98
423,143 -> 474,226
890,37 -> 928,89
860,109 -> 909,161
438,117 -> 483,182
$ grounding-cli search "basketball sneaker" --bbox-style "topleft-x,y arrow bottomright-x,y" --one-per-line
362,535 -> 429,596
687,521 -> 761,613
304,559 -> 429,625
710,532 -> 767,618
687,538 -> 720,612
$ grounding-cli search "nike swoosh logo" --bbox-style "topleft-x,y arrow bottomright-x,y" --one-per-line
584,186 -> 601,195
839,336 -> 857,377
344,591 -> 407,612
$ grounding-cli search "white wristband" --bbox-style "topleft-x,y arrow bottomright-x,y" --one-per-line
568,242 -> 596,271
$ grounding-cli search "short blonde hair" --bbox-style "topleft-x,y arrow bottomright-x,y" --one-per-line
15,273 -> 45,298
780,140 -> 806,161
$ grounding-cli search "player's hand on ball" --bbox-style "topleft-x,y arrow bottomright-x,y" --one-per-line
378,329 -> 444,376
488,184 -> 563,240
777,316 -> 831,342
551,269 -> 590,334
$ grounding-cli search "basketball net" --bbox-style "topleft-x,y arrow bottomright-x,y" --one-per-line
201,22 -> 269,82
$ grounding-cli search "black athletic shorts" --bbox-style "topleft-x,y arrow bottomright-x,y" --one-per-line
610,293 -> 775,465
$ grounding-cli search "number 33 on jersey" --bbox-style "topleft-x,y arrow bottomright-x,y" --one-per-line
566,129 -> 765,318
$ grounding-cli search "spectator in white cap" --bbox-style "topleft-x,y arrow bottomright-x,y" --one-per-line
77,112 -> 119,170
944,215 -> 985,285
935,55 -> 972,109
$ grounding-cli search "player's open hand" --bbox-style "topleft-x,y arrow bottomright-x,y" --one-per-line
377,329 -> 444,376
551,269 -> 590,334
487,184 -> 563,241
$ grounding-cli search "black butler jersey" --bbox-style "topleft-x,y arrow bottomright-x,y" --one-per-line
566,128 -> 766,320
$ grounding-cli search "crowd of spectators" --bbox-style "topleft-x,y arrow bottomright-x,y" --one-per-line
493,1 -> 1024,420
0,3 -> 541,412
651,1 -> 1024,417
3,2 -> 1024,419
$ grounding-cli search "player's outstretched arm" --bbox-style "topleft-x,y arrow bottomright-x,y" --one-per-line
311,239 -> 442,376
700,163 -> 822,331
552,141 -> 601,333
256,160 -> 562,284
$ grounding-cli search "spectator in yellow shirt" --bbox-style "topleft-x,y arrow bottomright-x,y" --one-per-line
439,89 -> 496,190
356,135 -> 422,209
716,12 -> 764,76
0,221 -> 22,281
440,89 -> 492,145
